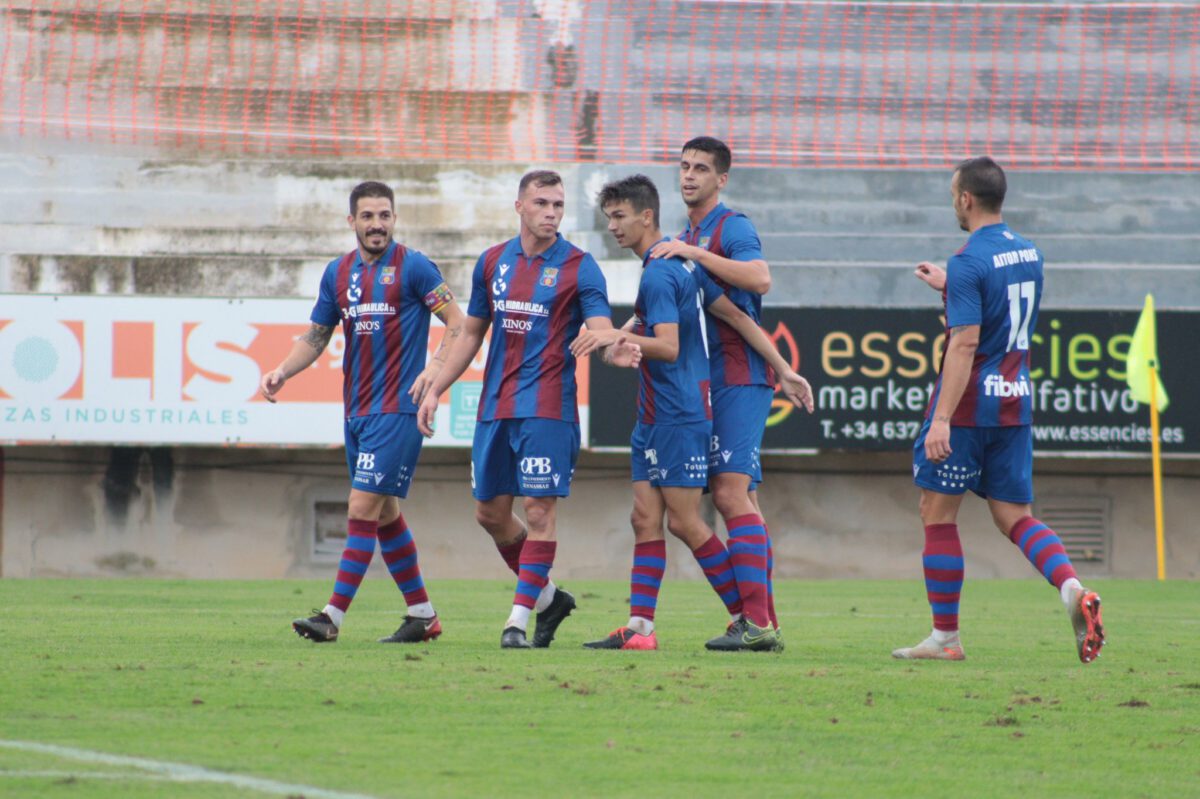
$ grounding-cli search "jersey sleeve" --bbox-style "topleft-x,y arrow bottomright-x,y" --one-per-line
945,253 -> 984,328
408,253 -> 454,314
719,214 -> 764,262
310,262 -> 340,326
640,265 -> 681,329
466,252 -> 491,319
694,264 -> 725,310
576,254 -> 611,320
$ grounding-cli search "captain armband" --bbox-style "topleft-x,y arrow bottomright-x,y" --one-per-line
423,282 -> 454,314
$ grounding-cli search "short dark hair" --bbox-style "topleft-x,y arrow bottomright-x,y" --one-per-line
349,181 -> 394,215
518,169 -> 563,195
954,156 -> 1006,212
681,136 -> 732,174
597,174 -> 660,228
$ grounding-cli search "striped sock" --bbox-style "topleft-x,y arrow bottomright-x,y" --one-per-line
630,540 -> 667,622
764,522 -> 778,629
378,515 -> 430,612
497,536 -> 524,575
923,523 -> 964,632
1008,516 -> 1078,589
509,539 -> 556,630
692,534 -> 744,620
328,518 -> 377,615
726,514 -> 771,627
497,534 -> 555,612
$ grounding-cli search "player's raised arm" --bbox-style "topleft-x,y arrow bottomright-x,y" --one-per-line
915,261 -> 947,291
260,323 -> 334,403
647,229 -> 770,295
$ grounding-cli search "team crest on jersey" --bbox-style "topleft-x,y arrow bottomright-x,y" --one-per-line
379,267 -> 396,285
699,236 -> 711,248
540,267 -> 559,287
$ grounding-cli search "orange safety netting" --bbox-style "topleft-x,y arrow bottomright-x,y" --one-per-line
1,1 -> 1196,170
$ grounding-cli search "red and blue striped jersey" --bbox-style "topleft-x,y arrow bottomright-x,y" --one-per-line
681,202 -> 775,389
311,241 -> 451,418
930,223 -> 1043,427
467,234 -> 611,422
633,240 -> 723,425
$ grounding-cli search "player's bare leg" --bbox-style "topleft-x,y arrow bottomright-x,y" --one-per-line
893,490 -> 967,660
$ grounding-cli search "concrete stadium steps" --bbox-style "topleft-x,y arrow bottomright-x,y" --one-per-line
0,155 -> 529,230
1,252 -> 481,298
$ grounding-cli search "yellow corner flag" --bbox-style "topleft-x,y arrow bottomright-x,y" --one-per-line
1127,294 -> 1169,412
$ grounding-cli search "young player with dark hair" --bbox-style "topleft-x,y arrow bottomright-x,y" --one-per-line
263,181 -> 465,644
894,157 -> 1105,663
573,174 -> 813,651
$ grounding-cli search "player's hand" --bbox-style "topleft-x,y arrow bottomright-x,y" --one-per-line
925,419 -> 952,463
915,262 -> 946,292
570,327 -> 622,359
260,368 -> 287,403
409,364 -> 439,405
417,392 -> 440,438
647,239 -> 699,262
778,370 -> 815,413
606,336 -> 642,369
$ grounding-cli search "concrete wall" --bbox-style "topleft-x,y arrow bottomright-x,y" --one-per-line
4,446 -> 1198,581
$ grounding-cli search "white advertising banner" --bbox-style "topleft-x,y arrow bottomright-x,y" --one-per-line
0,295 -> 590,447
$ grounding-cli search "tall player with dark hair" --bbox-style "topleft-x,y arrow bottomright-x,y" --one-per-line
893,157 -> 1105,663
263,181 -> 465,644
647,136 -> 785,649
574,174 -> 812,651
416,170 -> 641,649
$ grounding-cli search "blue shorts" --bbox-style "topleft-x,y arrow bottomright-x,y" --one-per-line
471,418 -> 580,501
344,413 -> 424,498
709,384 -> 772,487
631,420 -> 711,488
913,420 -> 1034,504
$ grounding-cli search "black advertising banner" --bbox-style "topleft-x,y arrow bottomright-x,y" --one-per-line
588,307 -> 1197,456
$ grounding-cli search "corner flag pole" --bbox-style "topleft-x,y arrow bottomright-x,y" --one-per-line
1148,365 -> 1165,581
1129,293 -> 1168,580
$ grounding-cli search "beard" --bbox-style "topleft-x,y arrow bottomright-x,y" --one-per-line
358,228 -> 391,255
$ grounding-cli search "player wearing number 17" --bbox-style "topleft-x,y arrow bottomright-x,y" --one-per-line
893,157 -> 1105,664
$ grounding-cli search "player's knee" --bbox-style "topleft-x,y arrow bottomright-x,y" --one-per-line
664,512 -> 696,543
523,499 -> 555,534
474,503 -> 506,533
710,484 -> 746,518
630,507 -> 656,537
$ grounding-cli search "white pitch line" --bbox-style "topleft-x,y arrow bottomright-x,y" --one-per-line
0,740 -> 382,799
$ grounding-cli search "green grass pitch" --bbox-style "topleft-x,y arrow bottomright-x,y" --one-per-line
2,578 -> 1198,798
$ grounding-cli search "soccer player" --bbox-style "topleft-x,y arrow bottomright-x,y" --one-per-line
261,181 -> 464,645
572,174 -> 813,652
647,136 -> 784,649
415,170 -> 641,649
893,157 -> 1105,663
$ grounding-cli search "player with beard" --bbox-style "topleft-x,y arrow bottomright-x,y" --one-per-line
893,157 -> 1105,663
262,181 -> 465,645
